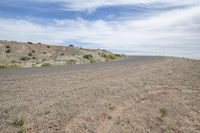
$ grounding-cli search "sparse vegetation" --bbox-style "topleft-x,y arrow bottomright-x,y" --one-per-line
14,117 -> 26,133
0,64 -> 7,69
83,54 -> 96,63
28,53 -> 33,56
11,59 -> 21,64
65,59 -> 76,64
27,42 -> 33,44
20,56 -> 30,61
18,126 -> 26,133
102,53 -> 127,61
5,49 -> 11,53
83,54 -> 93,59
41,63 -> 51,67
115,54 -> 127,58
159,107 -> 168,119
102,54 -> 117,60
5,45 -> 10,48
0,63 -> 20,69
108,102 -> 116,110
14,117 -> 25,127
0,40 -> 122,68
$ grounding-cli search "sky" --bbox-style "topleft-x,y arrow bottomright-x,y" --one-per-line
0,0 -> 200,59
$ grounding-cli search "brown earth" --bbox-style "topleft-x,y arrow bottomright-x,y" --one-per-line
0,56 -> 200,133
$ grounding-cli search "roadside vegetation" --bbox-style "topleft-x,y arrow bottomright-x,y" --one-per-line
0,63 -> 20,69
65,59 -> 77,64
102,53 -> 127,61
83,54 -> 96,63
41,63 -> 51,67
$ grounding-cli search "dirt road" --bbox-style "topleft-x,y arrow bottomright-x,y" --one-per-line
0,56 -> 200,133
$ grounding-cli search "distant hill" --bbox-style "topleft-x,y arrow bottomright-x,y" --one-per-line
0,40 -> 126,68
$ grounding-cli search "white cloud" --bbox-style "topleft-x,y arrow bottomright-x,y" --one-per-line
7,0 -> 200,11
61,0 -> 200,11
0,1 -> 200,58
32,0 -> 200,11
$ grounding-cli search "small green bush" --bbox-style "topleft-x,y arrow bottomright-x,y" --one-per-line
108,102 -> 116,110
159,107 -> 168,119
0,64 -> 7,69
14,117 -> 26,133
115,54 -> 127,58
102,54 -> 117,60
41,63 -> 51,67
83,54 -> 96,63
28,53 -> 33,56
102,53 -> 127,60
5,49 -> 11,53
65,59 -> 76,64
5,45 -> 10,48
0,63 -> 20,69
18,126 -> 26,133
14,117 -> 25,127
20,56 -> 30,61
27,42 -> 33,44
83,54 -> 93,59
11,59 -> 21,64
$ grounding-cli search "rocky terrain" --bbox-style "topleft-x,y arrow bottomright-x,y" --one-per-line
0,40 -> 125,68
0,56 -> 200,133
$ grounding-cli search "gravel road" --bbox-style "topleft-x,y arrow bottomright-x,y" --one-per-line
0,56 -> 200,133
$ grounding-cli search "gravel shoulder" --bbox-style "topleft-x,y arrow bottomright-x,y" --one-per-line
0,56 -> 200,133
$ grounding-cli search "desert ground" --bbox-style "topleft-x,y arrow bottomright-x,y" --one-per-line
0,56 -> 200,133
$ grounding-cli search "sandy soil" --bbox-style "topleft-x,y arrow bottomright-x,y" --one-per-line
0,56 -> 200,133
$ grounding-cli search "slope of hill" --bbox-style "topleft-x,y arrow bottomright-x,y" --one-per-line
0,40 -> 125,68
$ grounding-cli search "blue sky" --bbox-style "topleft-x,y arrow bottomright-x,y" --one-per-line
0,0 -> 200,59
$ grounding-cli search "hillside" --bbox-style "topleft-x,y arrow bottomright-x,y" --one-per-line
0,40 -> 125,68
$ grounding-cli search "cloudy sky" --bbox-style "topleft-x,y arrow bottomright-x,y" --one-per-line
0,0 -> 200,59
